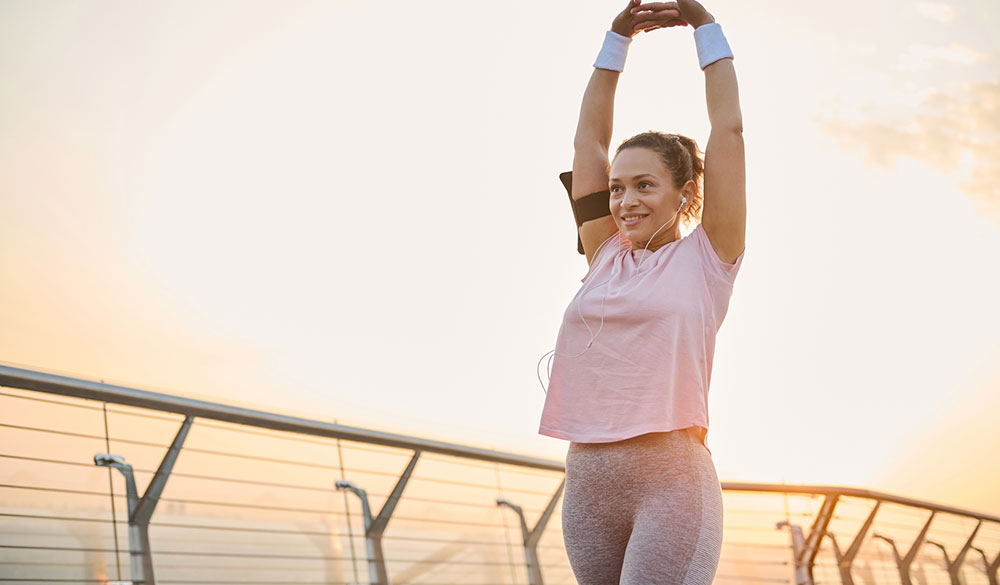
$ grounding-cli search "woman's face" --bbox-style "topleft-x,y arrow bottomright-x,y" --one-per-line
609,147 -> 684,247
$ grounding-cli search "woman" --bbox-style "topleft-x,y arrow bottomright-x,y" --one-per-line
537,0 -> 745,583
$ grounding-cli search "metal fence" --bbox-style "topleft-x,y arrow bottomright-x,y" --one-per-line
1,364 -> 997,585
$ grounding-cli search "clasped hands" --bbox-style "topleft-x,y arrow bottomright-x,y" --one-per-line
611,0 -> 716,38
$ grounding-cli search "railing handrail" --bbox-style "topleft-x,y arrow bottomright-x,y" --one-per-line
0,363 -> 563,471
2,363 -> 997,523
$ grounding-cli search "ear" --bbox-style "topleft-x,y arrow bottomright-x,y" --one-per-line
681,179 -> 698,209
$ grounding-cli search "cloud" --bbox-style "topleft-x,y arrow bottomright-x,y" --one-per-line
818,80 -> 1000,224
916,2 -> 956,23
898,43 -> 989,71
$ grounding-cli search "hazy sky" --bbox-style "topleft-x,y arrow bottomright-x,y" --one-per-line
2,0 -> 998,515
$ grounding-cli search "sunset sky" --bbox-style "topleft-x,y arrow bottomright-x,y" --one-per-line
1,0 -> 998,516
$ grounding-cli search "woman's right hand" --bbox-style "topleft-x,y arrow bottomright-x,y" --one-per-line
611,0 -> 685,37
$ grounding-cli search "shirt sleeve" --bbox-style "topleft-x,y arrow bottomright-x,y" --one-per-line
691,222 -> 744,283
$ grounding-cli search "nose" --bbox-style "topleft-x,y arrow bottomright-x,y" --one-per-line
621,187 -> 640,209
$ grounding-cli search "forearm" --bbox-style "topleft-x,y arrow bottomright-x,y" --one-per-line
574,68 -> 621,151
704,58 -> 742,133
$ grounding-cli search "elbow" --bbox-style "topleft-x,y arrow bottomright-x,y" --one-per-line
710,112 -> 743,135
722,119 -> 743,135
709,121 -> 743,144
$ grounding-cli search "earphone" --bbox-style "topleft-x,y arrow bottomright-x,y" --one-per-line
537,196 -> 688,394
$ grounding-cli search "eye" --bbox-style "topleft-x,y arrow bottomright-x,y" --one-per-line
639,181 -> 652,189
609,185 -> 623,195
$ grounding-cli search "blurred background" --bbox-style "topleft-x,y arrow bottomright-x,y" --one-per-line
1,0 -> 998,533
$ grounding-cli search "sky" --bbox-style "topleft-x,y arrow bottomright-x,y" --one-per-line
1,0 -> 998,517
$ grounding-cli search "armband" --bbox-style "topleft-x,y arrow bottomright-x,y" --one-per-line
593,30 -> 632,72
693,22 -> 733,70
560,171 -> 612,255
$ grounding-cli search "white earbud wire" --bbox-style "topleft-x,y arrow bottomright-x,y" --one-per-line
537,198 -> 687,394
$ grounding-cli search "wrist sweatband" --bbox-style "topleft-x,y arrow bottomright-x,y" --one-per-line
693,22 -> 733,70
593,30 -> 632,72
560,171 -> 612,255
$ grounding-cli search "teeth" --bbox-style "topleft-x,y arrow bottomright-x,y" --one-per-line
623,215 -> 648,221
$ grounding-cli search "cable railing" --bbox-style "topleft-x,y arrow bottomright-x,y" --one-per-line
0,363 -> 997,585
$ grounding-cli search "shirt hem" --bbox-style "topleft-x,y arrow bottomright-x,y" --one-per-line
538,423 -> 706,444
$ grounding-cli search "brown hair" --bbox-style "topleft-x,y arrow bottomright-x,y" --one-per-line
613,131 -> 704,228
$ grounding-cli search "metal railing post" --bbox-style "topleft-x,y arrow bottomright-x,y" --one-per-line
336,449 -> 421,585
4,366 -> 1000,585
93,415 -> 193,585
821,500 -> 881,585
496,477 -> 566,585
972,546 -> 1000,585
928,519 -> 981,585
776,520 -> 812,585
802,494 -> 839,585
873,510 -> 935,585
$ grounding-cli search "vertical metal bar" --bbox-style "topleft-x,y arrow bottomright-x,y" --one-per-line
899,510 -> 936,585
971,546 -> 1000,585
337,449 -> 421,585
493,462 -> 519,585
823,500 -> 880,585
102,403 -> 123,582
131,416 -> 193,525
497,477 -> 565,585
802,494 -> 839,585
873,533 -> 909,585
335,431 -> 362,585
949,520 -> 982,585
822,532 -> 847,585
94,415 -> 193,585
776,520 -> 812,585
929,520 -> 982,585
134,415 -> 193,583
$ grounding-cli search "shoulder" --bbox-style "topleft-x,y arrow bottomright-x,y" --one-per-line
701,218 -> 746,265
689,222 -> 744,279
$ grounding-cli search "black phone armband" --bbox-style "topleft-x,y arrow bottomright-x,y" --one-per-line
560,171 -> 612,255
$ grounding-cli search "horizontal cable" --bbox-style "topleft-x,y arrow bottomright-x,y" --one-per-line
0,561 -> 95,568
152,521 -> 515,547
0,389 -> 106,412
0,544 -> 117,553
0,484 -> 108,498
722,558 -> 790,565
0,543 -> 522,567
158,581 -> 354,585
0,511 -> 564,551
0,577 -> 108,584
0,424 -> 559,498
0,485 -> 540,528
0,422 -> 108,443
0,453 -> 95,469
714,575 -> 792,583
0,512 -> 113,524
2,388 -> 564,482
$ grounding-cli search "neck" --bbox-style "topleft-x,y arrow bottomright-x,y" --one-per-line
631,226 -> 681,253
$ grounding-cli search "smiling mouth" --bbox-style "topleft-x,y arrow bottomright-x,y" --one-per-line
622,214 -> 649,226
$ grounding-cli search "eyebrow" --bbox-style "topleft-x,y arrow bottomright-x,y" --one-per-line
609,173 -> 657,182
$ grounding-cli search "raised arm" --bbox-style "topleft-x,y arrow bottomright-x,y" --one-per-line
573,0 -> 686,265
572,65 -> 621,265
678,0 -> 746,264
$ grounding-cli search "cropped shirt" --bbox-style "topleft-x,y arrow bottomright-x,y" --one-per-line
538,223 -> 744,455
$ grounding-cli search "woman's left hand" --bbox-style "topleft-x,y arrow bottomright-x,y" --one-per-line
633,0 -> 715,31
674,0 -> 715,29
624,1 -> 688,34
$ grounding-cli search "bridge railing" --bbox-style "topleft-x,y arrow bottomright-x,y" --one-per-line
1,363 -> 997,585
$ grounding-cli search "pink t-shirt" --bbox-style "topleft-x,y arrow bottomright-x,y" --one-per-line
538,223 -> 744,455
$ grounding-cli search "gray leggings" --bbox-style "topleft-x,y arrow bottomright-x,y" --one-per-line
561,427 -> 724,585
